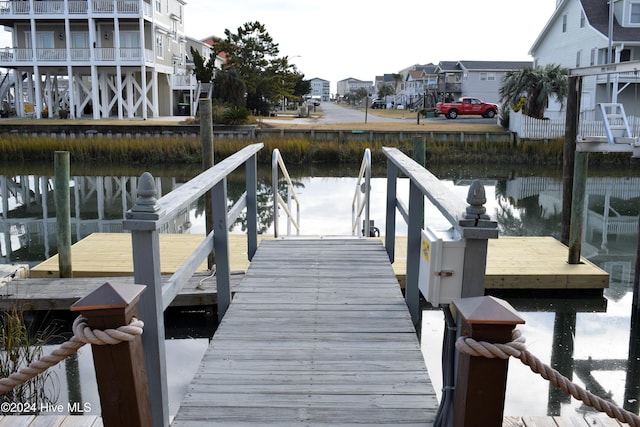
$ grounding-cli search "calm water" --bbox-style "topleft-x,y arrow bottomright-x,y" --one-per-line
1,161 -> 640,418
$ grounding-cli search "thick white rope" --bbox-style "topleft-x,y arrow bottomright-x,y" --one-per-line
0,315 -> 143,395
456,329 -> 640,427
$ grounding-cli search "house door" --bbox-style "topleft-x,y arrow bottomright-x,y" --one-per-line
119,32 -> 140,60
71,32 -> 90,60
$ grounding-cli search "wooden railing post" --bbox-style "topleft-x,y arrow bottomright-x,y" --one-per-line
459,180 -> 498,298
245,154 -> 258,261
70,282 -> 151,426
384,158 -> 398,263
452,296 -> 525,427
123,172 -> 169,427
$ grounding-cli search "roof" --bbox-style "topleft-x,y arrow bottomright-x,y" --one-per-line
457,60 -> 533,70
581,0 -> 640,42
531,0 -> 640,54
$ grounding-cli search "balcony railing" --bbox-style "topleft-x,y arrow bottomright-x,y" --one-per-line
596,72 -> 640,84
0,47 -> 146,63
0,0 -> 140,15
172,74 -> 196,88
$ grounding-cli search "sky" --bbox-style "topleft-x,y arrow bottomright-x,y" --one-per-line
184,0 -> 558,94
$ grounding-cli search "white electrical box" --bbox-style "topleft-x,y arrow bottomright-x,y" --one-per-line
418,226 -> 466,306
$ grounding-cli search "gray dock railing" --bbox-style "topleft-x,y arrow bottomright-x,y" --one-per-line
122,142 -> 263,427
381,146 -> 499,326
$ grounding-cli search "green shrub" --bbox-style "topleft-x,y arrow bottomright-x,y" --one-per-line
222,106 -> 250,125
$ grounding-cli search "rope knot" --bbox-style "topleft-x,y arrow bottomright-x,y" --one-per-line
0,315 -> 144,396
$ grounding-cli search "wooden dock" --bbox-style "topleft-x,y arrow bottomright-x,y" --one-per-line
29,233 -> 609,290
171,238 -> 438,425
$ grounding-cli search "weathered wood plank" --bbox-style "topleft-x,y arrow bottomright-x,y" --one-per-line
173,238 -> 437,425
0,273 -> 243,311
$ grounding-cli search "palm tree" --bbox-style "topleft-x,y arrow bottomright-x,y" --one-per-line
499,64 -> 569,119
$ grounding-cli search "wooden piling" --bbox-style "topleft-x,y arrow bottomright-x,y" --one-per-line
200,98 -> 214,269
54,151 -> 72,278
568,151 -> 588,264
561,75 -> 582,246
70,282 -> 151,426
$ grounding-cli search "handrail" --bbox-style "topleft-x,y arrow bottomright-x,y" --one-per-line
382,146 -> 498,326
351,148 -> 371,237
272,148 -> 301,237
123,142 -> 263,426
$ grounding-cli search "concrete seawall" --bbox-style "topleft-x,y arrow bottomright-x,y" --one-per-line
0,122 -> 515,143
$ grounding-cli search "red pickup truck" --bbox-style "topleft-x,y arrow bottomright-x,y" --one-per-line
436,97 -> 499,119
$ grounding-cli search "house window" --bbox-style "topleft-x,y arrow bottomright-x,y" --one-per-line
155,0 -> 161,13
590,48 -> 596,66
621,48 -> 631,62
480,72 -> 495,81
155,34 -> 163,59
576,50 -> 581,67
171,20 -> 177,39
631,4 -> 640,24
562,14 -> 567,32
580,11 -> 585,28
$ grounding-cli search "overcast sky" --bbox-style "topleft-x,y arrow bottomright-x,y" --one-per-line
185,0 -> 557,94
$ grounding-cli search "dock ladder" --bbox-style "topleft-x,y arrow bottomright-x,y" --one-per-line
577,103 -> 640,156
599,103 -> 633,144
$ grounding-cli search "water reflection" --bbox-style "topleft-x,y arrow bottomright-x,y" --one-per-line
1,163 -> 640,418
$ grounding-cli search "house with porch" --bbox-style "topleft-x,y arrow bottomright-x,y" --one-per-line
433,60 -> 533,105
0,0 -> 208,119
396,63 -> 438,110
529,0 -> 640,118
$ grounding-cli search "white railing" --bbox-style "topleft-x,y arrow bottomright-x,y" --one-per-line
36,48 -> 67,61
33,1 -> 64,13
0,47 -> 144,63
116,0 -> 139,12
509,108 -> 640,139
92,0 -> 114,12
0,0 -> 138,15
272,148 -> 300,238
68,1 -> 88,13
351,148 -> 371,237
172,74 -> 196,88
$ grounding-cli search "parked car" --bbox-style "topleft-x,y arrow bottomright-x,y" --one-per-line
436,97 -> 498,119
370,99 -> 386,109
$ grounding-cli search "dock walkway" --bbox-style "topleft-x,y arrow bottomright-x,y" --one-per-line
171,237 -> 438,426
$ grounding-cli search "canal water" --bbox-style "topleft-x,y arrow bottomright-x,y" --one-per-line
1,160 -> 639,418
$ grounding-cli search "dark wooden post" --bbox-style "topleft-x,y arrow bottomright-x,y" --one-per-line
452,296 -> 525,427
200,98 -> 215,269
70,282 -> 151,426
561,75 -> 582,246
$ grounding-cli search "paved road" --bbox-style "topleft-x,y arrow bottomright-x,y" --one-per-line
263,102 -> 498,125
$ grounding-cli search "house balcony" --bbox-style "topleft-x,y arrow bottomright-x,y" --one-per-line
436,82 -> 461,93
0,0 -> 142,17
595,72 -> 640,84
172,73 -> 196,89
0,47 -> 152,65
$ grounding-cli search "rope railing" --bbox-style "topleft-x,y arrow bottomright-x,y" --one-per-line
0,315 -> 143,395
456,329 -> 640,427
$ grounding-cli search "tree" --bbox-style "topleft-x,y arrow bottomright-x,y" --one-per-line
377,84 -> 394,99
499,64 -> 569,119
191,47 -> 215,83
214,21 -> 306,115
354,87 -> 369,103
190,47 -> 246,108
